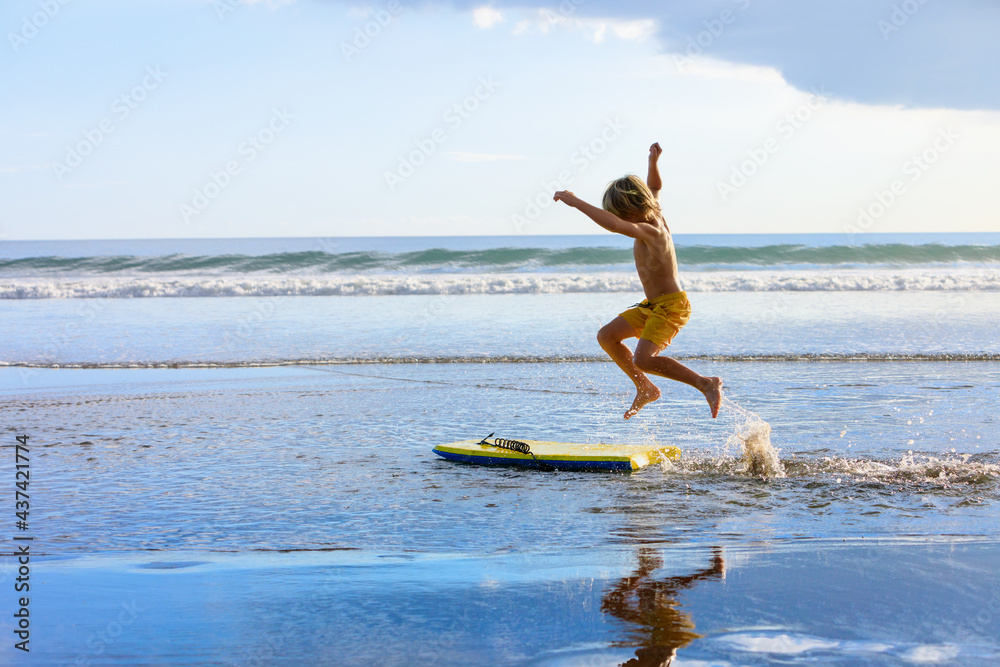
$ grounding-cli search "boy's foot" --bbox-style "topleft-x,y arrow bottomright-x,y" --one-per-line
702,377 -> 723,418
625,383 -> 661,420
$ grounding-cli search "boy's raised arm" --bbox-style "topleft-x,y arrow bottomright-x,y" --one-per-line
553,190 -> 653,241
647,142 -> 662,199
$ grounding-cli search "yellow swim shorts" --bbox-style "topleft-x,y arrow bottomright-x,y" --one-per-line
619,291 -> 692,349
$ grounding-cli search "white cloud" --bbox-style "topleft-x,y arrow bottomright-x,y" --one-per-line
472,6 -> 504,29
446,151 -> 527,163
673,58 -> 786,85
608,19 -> 656,42
511,10 -> 655,44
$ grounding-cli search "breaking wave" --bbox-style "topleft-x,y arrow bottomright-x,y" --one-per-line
2,243 -> 999,276
2,268 -> 998,299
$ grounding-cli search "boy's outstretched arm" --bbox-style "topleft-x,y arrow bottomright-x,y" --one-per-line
553,190 -> 653,241
647,142 -> 662,199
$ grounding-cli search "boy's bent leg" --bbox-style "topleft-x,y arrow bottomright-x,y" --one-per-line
597,318 -> 661,420
633,338 -> 723,418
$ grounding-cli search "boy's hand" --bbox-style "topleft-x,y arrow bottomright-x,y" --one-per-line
648,142 -> 662,162
553,190 -> 582,208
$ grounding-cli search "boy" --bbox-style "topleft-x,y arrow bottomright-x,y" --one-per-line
553,143 -> 723,419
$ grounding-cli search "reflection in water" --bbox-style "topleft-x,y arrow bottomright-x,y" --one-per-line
602,548 -> 725,666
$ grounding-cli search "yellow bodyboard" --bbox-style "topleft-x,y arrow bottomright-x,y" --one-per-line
433,438 -> 681,472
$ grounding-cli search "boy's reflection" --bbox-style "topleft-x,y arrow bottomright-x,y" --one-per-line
602,547 -> 725,667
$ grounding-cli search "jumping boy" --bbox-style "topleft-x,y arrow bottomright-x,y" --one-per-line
554,142 -> 723,419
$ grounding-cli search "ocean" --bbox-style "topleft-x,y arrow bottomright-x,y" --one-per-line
2,233 -> 999,665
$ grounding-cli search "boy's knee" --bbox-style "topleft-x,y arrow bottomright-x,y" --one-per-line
633,352 -> 654,372
596,327 -> 614,347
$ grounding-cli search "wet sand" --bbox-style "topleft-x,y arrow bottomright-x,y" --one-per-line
6,538 -> 999,665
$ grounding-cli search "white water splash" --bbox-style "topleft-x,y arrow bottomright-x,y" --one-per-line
813,452 -> 1000,487
723,397 -> 785,479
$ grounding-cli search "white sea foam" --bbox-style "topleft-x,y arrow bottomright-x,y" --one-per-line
668,445 -> 1000,487
714,631 -> 964,662
2,268 -> 998,299
810,452 -> 1000,487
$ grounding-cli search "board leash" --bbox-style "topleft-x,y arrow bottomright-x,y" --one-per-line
478,432 -> 555,472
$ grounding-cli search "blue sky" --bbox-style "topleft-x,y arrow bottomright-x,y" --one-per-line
1,0 -> 998,239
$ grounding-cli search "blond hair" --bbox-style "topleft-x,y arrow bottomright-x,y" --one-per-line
602,175 -> 660,222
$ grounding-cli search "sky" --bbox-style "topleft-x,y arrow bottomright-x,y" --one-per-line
1,0 -> 998,239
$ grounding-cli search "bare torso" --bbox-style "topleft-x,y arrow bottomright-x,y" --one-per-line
633,212 -> 682,299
